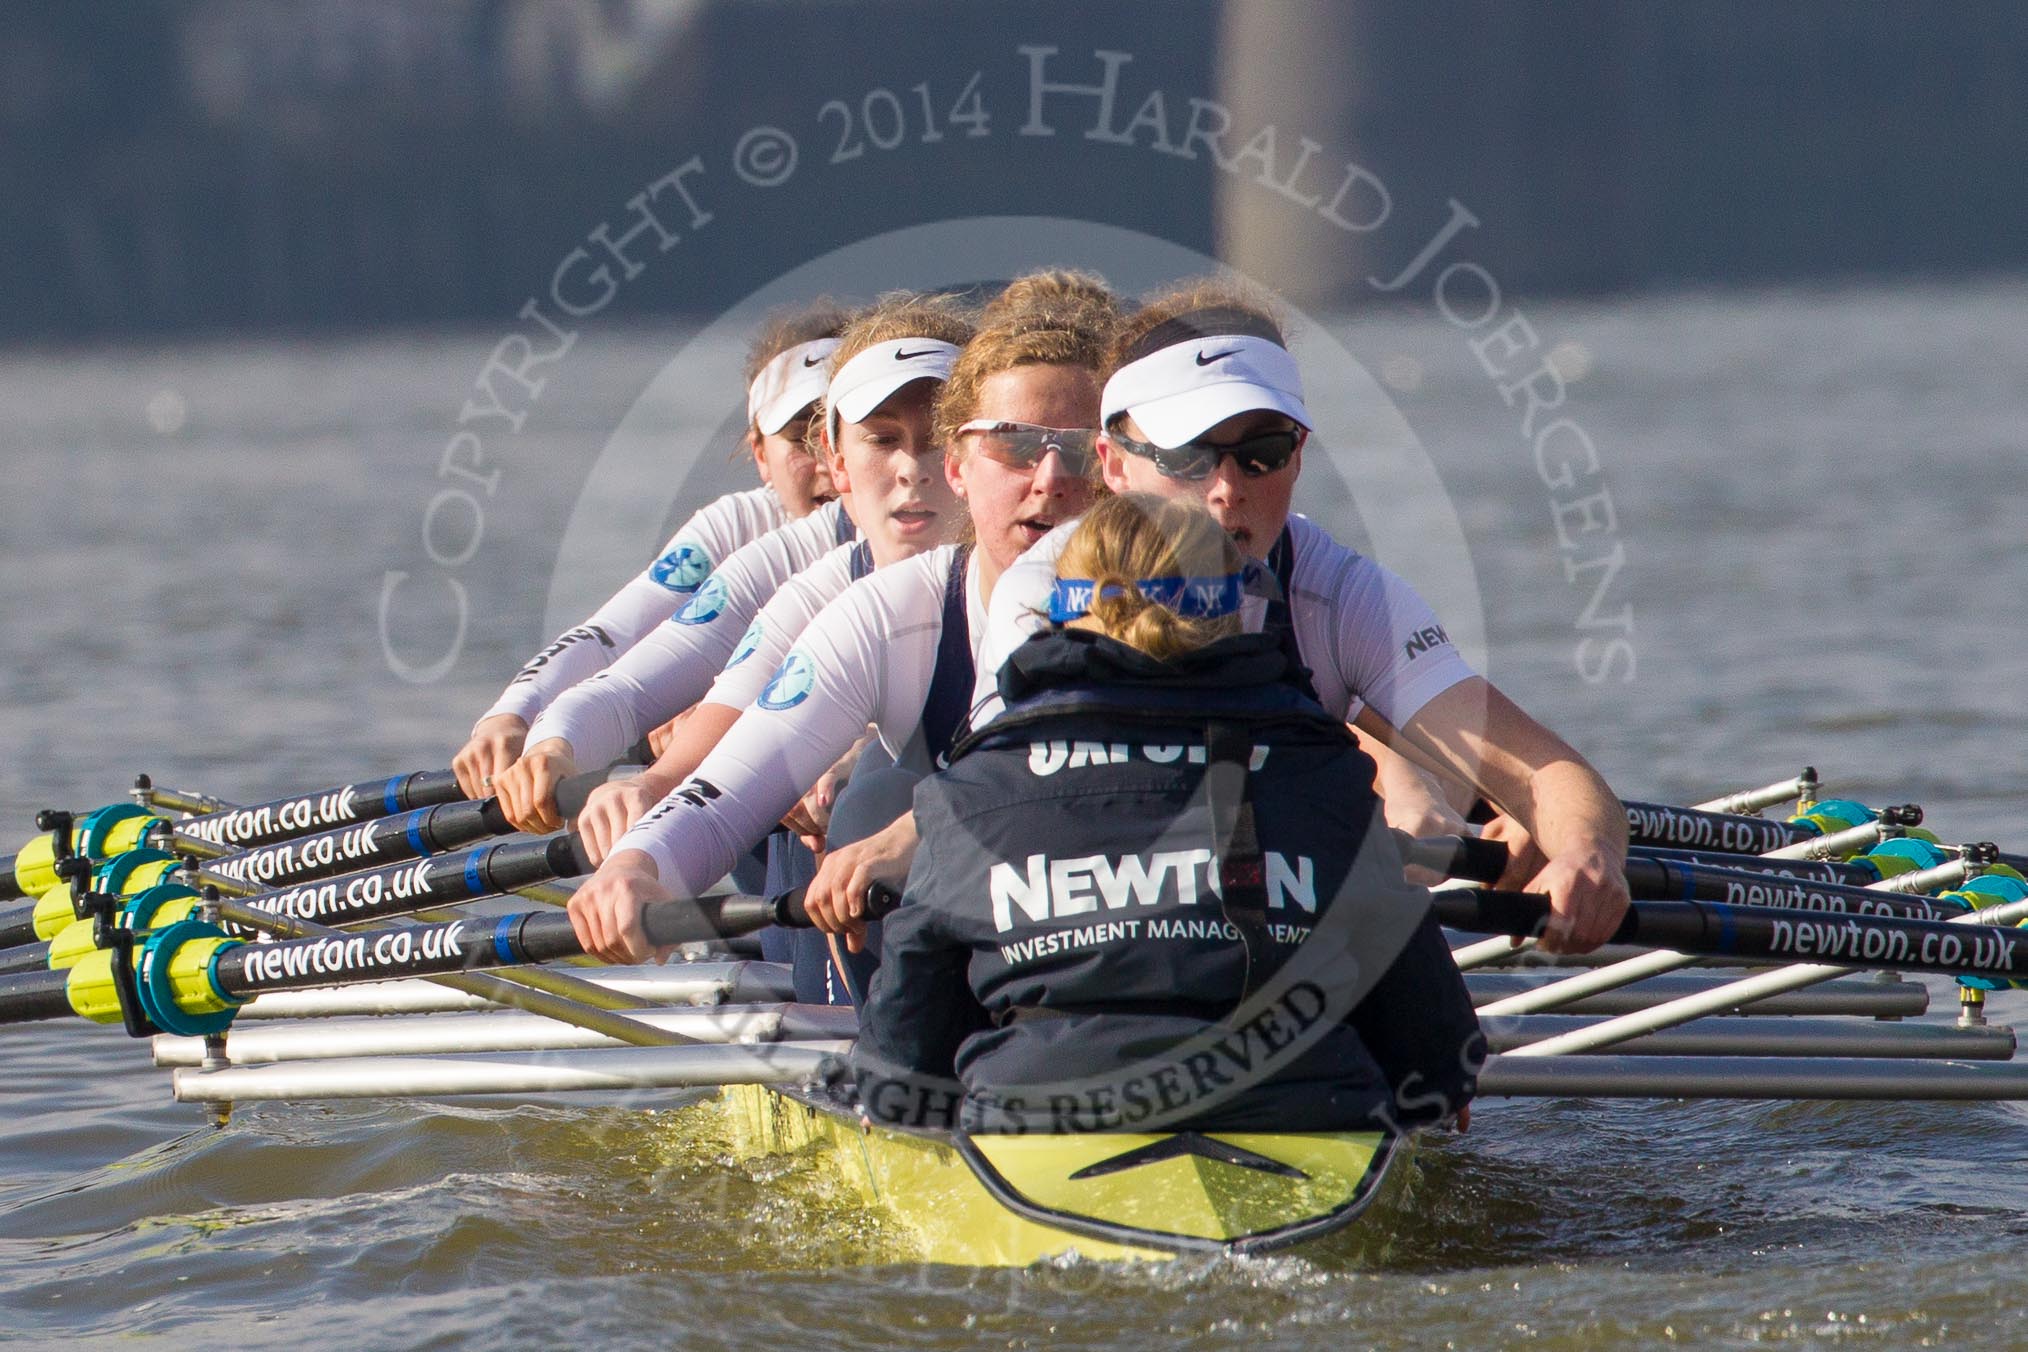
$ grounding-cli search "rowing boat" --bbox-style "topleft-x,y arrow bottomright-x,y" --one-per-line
715,1081 -> 1404,1264
18,766 -> 2028,1269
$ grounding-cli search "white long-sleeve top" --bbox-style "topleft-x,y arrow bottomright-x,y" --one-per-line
479,486 -> 789,727
522,499 -> 854,766
701,541 -> 865,713
967,513 -> 1476,731
619,546 -> 984,895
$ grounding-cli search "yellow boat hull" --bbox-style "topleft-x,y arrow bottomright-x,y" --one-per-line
715,1083 -> 1405,1266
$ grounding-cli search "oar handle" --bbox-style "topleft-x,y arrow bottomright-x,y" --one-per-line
770,880 -> 902,929
634,881 -> 902,949
554,765 -> 640,821
1394,831 -> 1509,883
1431,888 -> 1563,939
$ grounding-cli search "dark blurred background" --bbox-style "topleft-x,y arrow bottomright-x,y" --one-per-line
5,0 -> 2025,344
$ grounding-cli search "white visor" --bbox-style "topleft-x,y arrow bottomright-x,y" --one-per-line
1100,335 -> 1311,448
747,337 -> 839,435
825,338 -> 961,439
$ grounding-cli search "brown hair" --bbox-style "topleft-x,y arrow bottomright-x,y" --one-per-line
979,268 -> 1124,332
811,292 -> 977,450
932,310 -> 1117,457
742,299 -> 852,391
1108,277 -> 1290,386
827,291 -> 976,373
1055,494 -> 1244,661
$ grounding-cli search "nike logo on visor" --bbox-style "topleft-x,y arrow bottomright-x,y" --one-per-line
803,353 -> 827,366
1196,348 -> 1240,365
895,348 -> 940,361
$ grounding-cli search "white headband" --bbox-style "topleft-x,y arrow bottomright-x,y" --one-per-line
1100,335 -> 1311,448
746,338 -> 838,435
825,338 -> 960,440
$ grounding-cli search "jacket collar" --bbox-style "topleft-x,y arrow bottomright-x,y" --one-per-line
998,628 -> 1294,704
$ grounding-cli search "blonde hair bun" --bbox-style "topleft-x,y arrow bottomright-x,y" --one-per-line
1055,495 -> 1246,662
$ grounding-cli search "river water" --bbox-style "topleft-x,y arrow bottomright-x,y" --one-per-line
2,278 -> 2025,1346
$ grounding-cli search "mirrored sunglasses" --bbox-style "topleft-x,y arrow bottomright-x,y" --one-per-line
956,420 -> 1101,475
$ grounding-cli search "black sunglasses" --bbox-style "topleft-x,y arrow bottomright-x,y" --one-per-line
1104,423 -> 1306,481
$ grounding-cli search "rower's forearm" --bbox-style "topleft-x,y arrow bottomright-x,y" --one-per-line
526,688 -> 633,772
1359,731 -> 1469,836
1519,759 -> 1627,864
646,702 -> 744,789
487,622 -> 625,726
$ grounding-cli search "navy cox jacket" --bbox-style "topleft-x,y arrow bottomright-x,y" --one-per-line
844,628 -> 1484,1135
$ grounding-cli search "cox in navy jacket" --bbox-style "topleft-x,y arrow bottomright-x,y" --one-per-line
842,627 -> 1484,1135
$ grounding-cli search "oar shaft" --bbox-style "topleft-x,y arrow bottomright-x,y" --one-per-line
205,898 -> 683,1047
0,878 -> 912,1026
196,798 -> 513,893
184,766 -> 612,894
1505,893 -> 2028,1059
0,829 -> 587,963
205,896 -> 773,998
1405,831 -> 1974,924
1623,856 -> 1970,922
0,895 -> 40,949
1435,890 -> 2028,983
0,944 -> 51,977
3,771 -> 472,902
1624,799 -> 1921,857
1624,800 -> 1817,854
171,770 -> 466,851
1630,845 -> 1891,888
0,969 -> 79,1022
230,833 -> 588,933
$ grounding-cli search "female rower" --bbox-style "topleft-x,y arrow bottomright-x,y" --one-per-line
568,274 -> 1130,864
566,307 -> 1115,986
844,494 -> 1484,1134
453,301 -> 849,799
970,278 -> 1631,953
491,294 -> 974,834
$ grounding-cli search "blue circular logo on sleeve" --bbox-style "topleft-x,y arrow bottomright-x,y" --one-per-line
729,618 -> 764,667
672,574 -> 729,625
757,651 -> 816,710
650,542 -> 712,593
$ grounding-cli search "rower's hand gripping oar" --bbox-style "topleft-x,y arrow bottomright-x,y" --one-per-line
0,882 -> 901,1034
